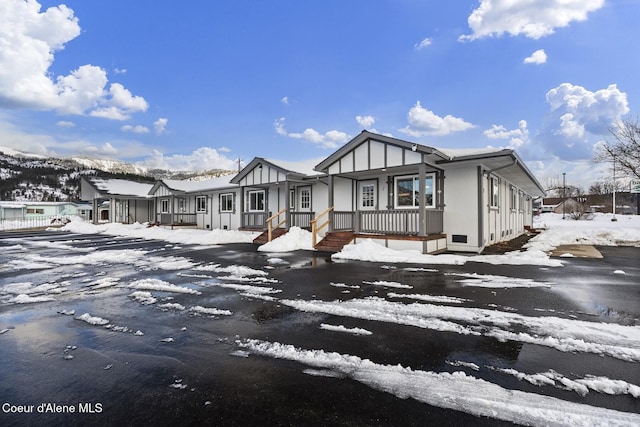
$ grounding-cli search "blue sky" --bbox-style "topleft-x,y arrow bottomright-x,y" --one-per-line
1,0 -> 638,190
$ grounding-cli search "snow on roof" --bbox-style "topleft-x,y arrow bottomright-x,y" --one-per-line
91,178 -> 154,197
0,201 -> 76,208
437,147 -> 507,159
264,158 -> 326,176
162,175 -> 236,192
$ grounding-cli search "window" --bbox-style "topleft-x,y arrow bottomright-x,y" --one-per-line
248,190 -> 265,212
196,196 -> 207,213
178,198 -> 186,212
220,193 -> 234,212
510,187 -> 517,210
394,174 -> 435,208
161,199 -> 169,213
361,184 -> 375,208
289,190 -> 295,210
519,192 -> 524,212
26,208 -> 44,214
300,188 -> 310,210
490,177 -> 499,207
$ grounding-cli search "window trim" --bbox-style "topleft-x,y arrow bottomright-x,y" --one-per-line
247,190 -> 265,212
490,177 -> 499,208
393,173 -> 436,209
161,199 -> 169,213
196,196 -> 207,213
300,187 -> 311,210
219,193 -> 234,213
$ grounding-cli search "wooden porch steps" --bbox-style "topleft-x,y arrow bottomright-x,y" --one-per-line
252,228 -> 287,245
314,231 -> 356,253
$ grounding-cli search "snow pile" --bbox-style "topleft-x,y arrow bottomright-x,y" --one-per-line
76,313 -> 110,326
257,226 -> 314,252
320,323 -> 373,336
59,217 -> 257,245
240,339 -> 640,426
333,239 -> 563,267
280,296 -> 640,362
528,212 -> 640,252
127,278 -> 201,295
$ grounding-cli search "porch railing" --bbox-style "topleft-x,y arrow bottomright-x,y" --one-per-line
333,211 -> 354,231
157,213 -> 197,225
329,209 -> 443,235
290,211 -> 315,229
241,212 -> 269,229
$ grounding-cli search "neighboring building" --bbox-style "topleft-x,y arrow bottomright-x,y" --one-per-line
148,175 -> 240,230
0,201 -> 79,230
0,201 -> 78,219
230,157 -> 327,236
80,177 -> 154,224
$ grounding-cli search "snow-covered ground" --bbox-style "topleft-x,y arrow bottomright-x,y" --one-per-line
1,213 -> 639,424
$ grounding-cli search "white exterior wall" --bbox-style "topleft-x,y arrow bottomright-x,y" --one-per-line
443,165 -> 481,252
195,189 -> 241,230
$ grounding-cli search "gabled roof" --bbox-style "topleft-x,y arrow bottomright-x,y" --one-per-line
230,157 -> 325,184
314,130 -> 449,172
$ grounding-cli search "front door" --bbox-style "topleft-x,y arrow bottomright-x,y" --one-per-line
358,180 -> 377,211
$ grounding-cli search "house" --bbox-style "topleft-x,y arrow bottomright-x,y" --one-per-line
230,157 -> 328,241
80,177 -> 155,224
233,131 -> 545,253
0,201 -> 80,230
148,175 -> 240,230
0,201 -> 79,219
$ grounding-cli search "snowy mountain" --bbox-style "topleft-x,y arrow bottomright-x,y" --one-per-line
0,148 -> 235,202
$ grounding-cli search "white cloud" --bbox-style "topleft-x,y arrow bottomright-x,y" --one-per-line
281,96 -> 289,105
113,68 -> 127,75
400,101 -> 474,137
153,118 -> 168,135
414,38 -> 432,50
121,124 -> 149,134
545,83 -> 629,138
356,115 -> 375,129
484,120 -> 529,149
0,0 -> 147,119
56,120 -> 75,128
80,142 -> 119,156
218,146 -> 231,153
524,49 -> 547,64
275,117 -> 350,149
460,0 -> 605,41
137,147 -> 236,171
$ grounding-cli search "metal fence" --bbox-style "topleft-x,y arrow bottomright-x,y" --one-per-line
0,215 -> 72,231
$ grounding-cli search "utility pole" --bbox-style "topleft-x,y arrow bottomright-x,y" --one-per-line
612,155 -> 617,222
562,172 -> 566,219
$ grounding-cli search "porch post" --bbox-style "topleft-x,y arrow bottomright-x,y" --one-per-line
239,186 -> 245,227
285,179 -> 291,230
92,198 -> 99,224
328,175 -> 334,232
418,163 -> 426,236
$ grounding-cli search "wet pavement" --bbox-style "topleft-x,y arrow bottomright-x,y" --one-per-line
0,230 -> 639,426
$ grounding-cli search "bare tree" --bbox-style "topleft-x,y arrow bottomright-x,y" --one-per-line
594,118 -> 640,180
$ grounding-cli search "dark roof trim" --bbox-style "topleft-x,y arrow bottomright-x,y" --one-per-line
314,130 -> 449,172
230,157 -> 308,184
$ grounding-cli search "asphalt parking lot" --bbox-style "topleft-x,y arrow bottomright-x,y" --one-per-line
1,230 -> 639,426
